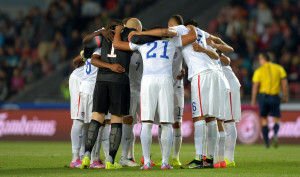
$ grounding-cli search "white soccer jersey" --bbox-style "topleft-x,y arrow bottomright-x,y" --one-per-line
72,65 -> 84,78
171,25 -> 216,80
129,51 -> 143,93
79,48 -> 101,94
129,37 -> 182,76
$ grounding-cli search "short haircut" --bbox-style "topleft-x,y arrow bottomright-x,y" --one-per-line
259,51 -> 270,61
170,14 -> 184,25
184,19 -> 198,27
122,17 -> 132,24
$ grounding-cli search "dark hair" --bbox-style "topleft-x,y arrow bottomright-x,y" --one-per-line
150,25 -> 162,30
170,14 -> 184,25
259,51 -> 270,61
107,19 -> 123,29
184,19 -> 198,27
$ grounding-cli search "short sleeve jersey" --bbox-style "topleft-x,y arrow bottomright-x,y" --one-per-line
171,25 -> 216,80
129,37 -> 182,77
252,62 -> 287,95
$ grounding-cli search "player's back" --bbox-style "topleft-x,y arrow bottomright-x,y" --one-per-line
97,27 -> 136,84
137,38 -> 180,77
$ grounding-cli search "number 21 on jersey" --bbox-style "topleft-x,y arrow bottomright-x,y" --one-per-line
146,41 -> 169,59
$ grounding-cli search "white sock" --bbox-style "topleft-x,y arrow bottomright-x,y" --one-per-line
91,126 -> 103,162
141,123 -> 153,165
102,123 -> 110,161
121,124 -> 133,160
71,119 -> 84,162
172,127 -> 182,159
207,120 -> 218,160
158,126 -> 163,156
161,124 -> 173,165
79,123 -> 88,160
203,125 -> 207,157
194,120 -> 206,159
127,127 -> 136,160
218,131 -> 226,162
214,132 -> 220,163
224,122 -> 237,162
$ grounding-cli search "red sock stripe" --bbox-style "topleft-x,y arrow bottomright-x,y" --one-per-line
77,93 -> 81,117
229,92 -> 234,120
198,75 -> 203,116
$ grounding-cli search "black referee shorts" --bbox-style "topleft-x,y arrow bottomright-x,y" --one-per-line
258,94 -> 281,118
92,81 -> 130,115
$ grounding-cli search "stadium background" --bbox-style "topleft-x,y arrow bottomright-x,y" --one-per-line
0,0 -> 299,145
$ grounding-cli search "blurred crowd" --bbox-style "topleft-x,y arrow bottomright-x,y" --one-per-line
0,0 -> 156,101
207,0 -> 300,99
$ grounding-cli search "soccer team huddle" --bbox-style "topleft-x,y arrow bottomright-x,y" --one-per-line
69,14 -> 241,170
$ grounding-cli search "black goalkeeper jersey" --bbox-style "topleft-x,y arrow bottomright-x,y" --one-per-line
96,27 -> 136,84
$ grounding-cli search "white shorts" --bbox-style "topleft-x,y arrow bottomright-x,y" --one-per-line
77,92 -> 93,123
69,74 -> 81,119
218,73 -> 232,121
191,70 -> 220,118
127,93 -> 140,124
140,76 -> 174,123
229,87 -> 241,122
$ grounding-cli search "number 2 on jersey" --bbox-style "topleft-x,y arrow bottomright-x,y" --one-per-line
146,41 -> 169,59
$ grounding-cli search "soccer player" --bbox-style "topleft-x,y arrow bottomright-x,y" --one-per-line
114,24 -> 197,170
69,55 -> 85,168
221,54 -> 241,167
251,52 -> 289,148
168,22 -> 224,168
81,18 -> 143,170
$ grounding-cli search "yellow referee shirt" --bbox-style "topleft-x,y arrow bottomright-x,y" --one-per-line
252,62 -> 287,95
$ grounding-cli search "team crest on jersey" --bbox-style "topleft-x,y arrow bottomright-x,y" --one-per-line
81,112 -> 85,118
173,52 -> 178,59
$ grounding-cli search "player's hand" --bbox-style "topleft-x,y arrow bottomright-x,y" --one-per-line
128,31 -> 141,40
207,39 -> 216,48
101,29 -> 114,42
282,96 -> 289,103
192,43 -> 205,52
177,68 -> 185,80
115,25 -> 124,32
251,99 -> 256,107
109,64 -> 125,73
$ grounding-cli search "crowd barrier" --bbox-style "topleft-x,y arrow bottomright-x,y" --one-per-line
0,104 -> 299,144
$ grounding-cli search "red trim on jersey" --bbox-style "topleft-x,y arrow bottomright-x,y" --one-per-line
198,75 -> 203,116
76,93 -> 81,117
96,36 -> 100,47
229,92 -> 234,120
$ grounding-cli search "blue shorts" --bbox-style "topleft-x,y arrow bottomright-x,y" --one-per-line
258,94 -> 281,118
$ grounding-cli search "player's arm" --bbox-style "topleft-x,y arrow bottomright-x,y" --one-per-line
128,28 -> 178,39
192,43 -> 219,59
181,25 -> 197,46
113,26 -> 132,51
72,55 -> 84,68
251,82 -> 260,106
207,35 -> 234,53
130,35 -> 161,44
219,54 -> 231,66
91,54 -> 125,73
177,68 -> 185,80
83,29 -> 114,44
281,78 -> 289,103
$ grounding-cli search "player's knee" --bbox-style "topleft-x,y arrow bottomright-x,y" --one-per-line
172,122 -> 181,128
92,112 -> 105,124
193,116 -> 205,122
273,118 -> 280,124
105,120 -> 111,125
261,117 -> 268,126
206,117 -> 216,122
123,116 -> 133,124
111,115 -> 123,123
217,120 -> 224,131
225,119 -> 235,123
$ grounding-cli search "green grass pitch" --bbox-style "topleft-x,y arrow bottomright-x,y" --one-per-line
0,141 -> 299,177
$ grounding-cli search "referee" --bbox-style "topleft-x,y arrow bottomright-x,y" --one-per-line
251,52 -> 289,148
